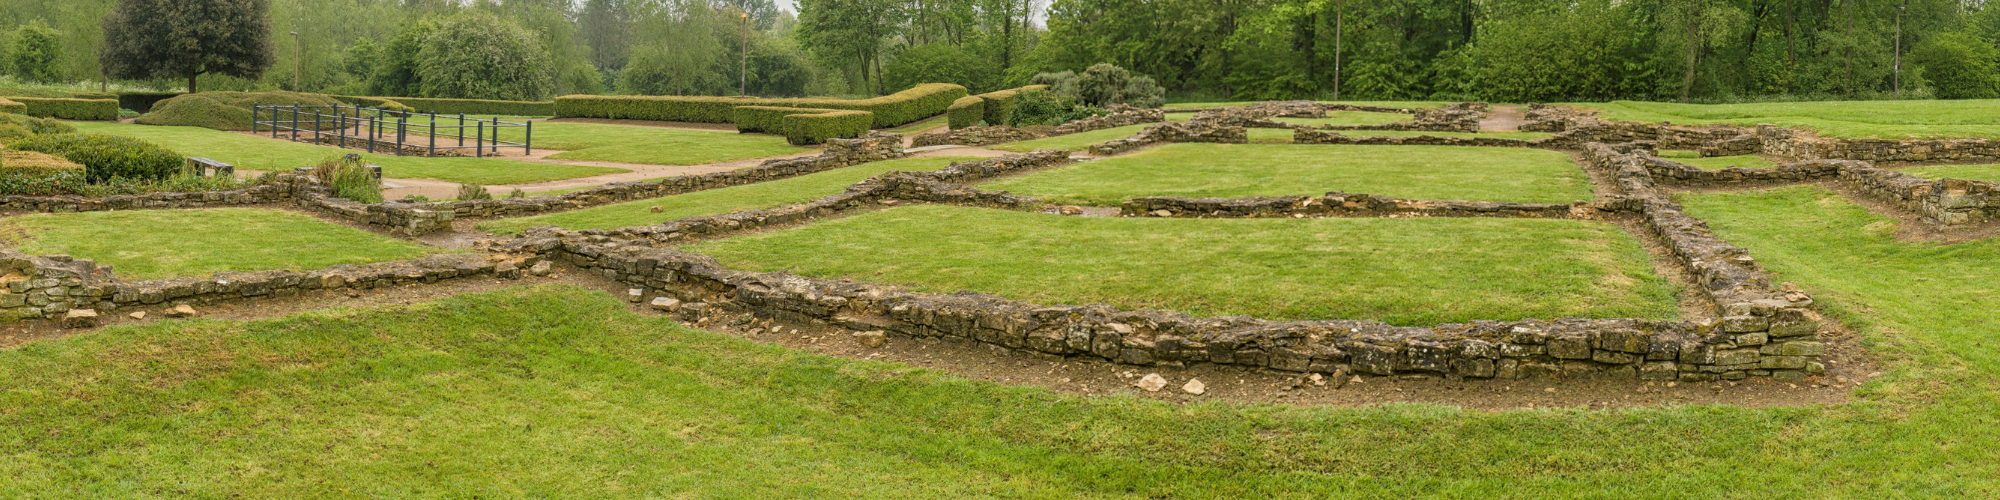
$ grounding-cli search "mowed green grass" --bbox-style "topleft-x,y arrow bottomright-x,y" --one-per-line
478,121 -> 808,166
1245,129 -> 1556,143
66,122 -> 623,185
477,156 -> 979,234
1571,100 -> 2000,139
1658,150 -> 1779,170
982,143 -> 1591,205
1900,164 -> 2000,182
990,123 -> 1151,152
1164,100 -> 1448,109
0,209 -> 439,279
688,205 -> 1676,325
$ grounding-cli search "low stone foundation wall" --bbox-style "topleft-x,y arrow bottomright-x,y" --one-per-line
1622,143 -> 2000,225
1118,192 -> 1612,220
1087,122 -> 1248,156
0,175 -> 307,213
911,126 -> 1043,147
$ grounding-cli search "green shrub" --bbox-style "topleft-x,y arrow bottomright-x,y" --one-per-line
780,109 -> 873,145
0,97 -> 23,115
733,105 -> 814,134
0,168 -> 257,196
975,85 -> 1046,129
326,95 -> 415,112
11,97 -> 119,120
1030,64 -> 1163,108
116,91 -> 184,113
337,96 -> 553,116
947,96 -> 984,129
10,22 -> 63,84
555,83 -> 967,128
456,183 -> 492,201
137,91 -> 345,130
6,133 -> 185,182
70,92 -> 116,100
0,112 -> 75,140
883,44 -> 999,94
1009,89 -> 1107,126
0,150 -> 83,175
311,155 -> 383,203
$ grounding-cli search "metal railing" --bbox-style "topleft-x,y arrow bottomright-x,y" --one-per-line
251,103 -> 532,157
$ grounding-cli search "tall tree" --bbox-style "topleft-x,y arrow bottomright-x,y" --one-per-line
99,0 -> 275,93
10,21 -> 63,83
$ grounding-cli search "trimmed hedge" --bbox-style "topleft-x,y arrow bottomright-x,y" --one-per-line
556,83 -> 968,129
325,95 -> 417,112
13,97 -> 120,120
0,113 -> 76,143
0,98 -> 23,115
947,95 -> 985,129
7,133 -> 184,182
336,96 -> 553,116
975,84 -> 1048,129
780,109 -> 874,145
0,150 -> 84,175
734,106 -> 874,144
118,92 -> 185,113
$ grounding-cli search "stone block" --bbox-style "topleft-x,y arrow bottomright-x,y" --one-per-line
1759,341 -> 1824,356
1717,315 -> 1770,333
1638,361 -> 1678,380
1592,350 -> 1640,365
61,308 -> 98,328
1547,335 -> 1592,359
1732,332 -> 1768,347
1714,348 -> 1760,366
1758,356 -> 1810,370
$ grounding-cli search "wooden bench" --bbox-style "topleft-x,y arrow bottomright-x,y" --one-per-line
185,157 -> 234,177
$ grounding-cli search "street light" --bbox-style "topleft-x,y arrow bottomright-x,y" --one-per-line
291,31 -> 300,92
740,12 -> 750,96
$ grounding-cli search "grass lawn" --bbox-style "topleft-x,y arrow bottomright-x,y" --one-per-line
66,122 -> 623,185
989,124 -> 1152,152
1245,129 -> 1557,143
1658,150 -> 1779,169
689,205 -> 1676,325
476,121 -> 808,166
478,156 -> 981,234
1899,164 -> 2000,182
1164,100 -> 1449,109
981,143 -> 1591,205
885,114 -> 949,134
1569,100 -> 2000,139
1274,112 -> 1413,127
0,209 -> 440,279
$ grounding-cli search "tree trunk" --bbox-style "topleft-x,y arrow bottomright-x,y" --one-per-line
1681,16 -> 1699,102
188,72 -> 201,94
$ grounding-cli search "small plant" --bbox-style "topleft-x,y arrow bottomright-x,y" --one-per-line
399,194 -> 431,202
456,183 -> 492,200
310,154 -> 383,203
507,188 -> 525,199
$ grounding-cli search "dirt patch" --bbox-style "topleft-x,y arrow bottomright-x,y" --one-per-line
1481,105 -> 1527,132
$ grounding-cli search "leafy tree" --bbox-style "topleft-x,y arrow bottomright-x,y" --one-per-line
1911,32 -> 2000,99
99,0 -> 275,93
797,0 -> 905,94
414,13 -> 554,100
883,43 -> 997,93
369,19 -> 434,97
1075,62 -> 1130,106
343,38 -> 380,81
10,21 -> 63,83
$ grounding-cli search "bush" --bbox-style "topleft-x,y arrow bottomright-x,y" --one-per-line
311,155 -> 382,203
416,13 -> 555,101
946,95 -> 985,129
338,96 -> 554,116
6,133 -> 185,182
974,85 -> 1047,129
0,97 -> 23,115
0,112 -> 75,141
1008,89 -> 1106,126
556,83 -> 968,128
1076,63 -> 1131,107
1124,76 -> 1166,108
735,106 -> 874,144
1030,64 -> 1164,108
11,97 -> 119,120
883,44 -> 1000,94
0,168 -> 258,197
116,92 -> 184,113
0,150 -> 84,175
137,91 -> 345,130
10,22 -> 63,84
1912,32 -> 2000,99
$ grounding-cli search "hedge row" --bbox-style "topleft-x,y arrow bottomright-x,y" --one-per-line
947,96 -> 985,129
7,133 -> 184,181
118,92 -> 185,113
734,106 -> 873,145
555,83 -> 968,129
0,98 -> 22,115
976,84 -> 1048,128
326,95 -> 416,112
335,95 -> 553,116
12,97 -> 120,120
781,109 -> 875,145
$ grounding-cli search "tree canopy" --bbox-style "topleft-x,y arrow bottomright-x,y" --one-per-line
98,0 -> 274,93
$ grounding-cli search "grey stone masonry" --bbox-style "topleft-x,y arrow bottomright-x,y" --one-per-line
1119,192 -> 1615,219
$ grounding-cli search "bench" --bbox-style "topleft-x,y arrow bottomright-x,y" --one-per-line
185,157 -> 234,178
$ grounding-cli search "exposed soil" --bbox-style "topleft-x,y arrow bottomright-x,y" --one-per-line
1481,104 -> 1527,132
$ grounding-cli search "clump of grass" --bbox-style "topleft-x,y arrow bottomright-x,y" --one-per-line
506,188 -> 526,199
457,183 -> 492,201
311,154 -> 382,203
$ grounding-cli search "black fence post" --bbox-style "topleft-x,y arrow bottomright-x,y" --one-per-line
338,111 -> 347,147
252,106 -> 259,135
476,121 -> 484,158
395,115 -> 406,156
525,120 -> 533,155
457,114 -> 466,147
429,112 -> 437,157
290,103 -> 299,142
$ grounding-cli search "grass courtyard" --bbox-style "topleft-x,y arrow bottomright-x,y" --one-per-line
478,121 -> 809,165
477,156 -> 981,234
1572,99 -> 2000,140
1900,163 -> 2000,182
0,209 -> 441,280
687,204 -> 1677,325
981,143 -> 1591,205
66,122 -> 623,185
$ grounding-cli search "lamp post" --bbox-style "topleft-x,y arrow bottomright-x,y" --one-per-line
291,30 -> 301,91
740,12 -> 750,96
1894,3 -> 1905,99
1332,0 -> 1342,101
